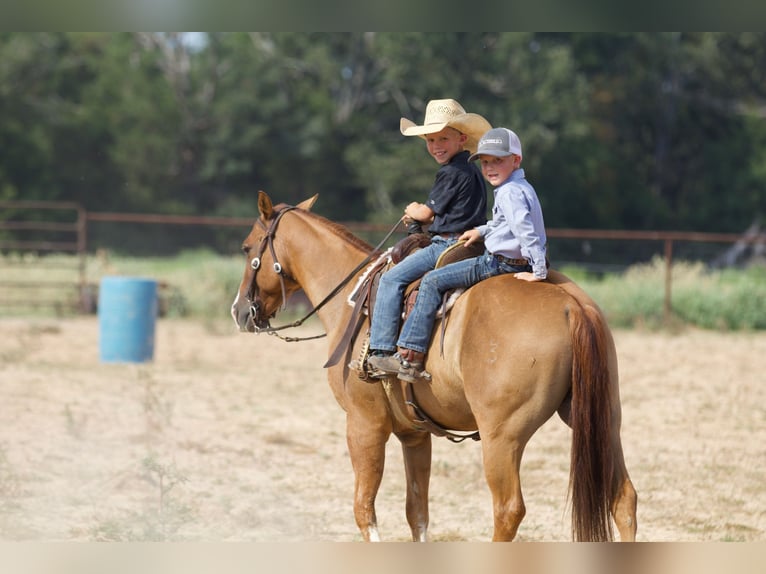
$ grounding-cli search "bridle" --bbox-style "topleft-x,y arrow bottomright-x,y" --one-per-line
246,206 -> 296,322
245,205 -> 403,342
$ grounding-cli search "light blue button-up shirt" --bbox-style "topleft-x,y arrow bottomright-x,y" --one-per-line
476,168 -> 548,279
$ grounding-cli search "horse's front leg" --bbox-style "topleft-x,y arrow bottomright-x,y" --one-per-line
346,416 -> 389,541
399,430 -> 432,542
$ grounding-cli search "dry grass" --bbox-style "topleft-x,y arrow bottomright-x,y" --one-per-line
0,317 -> 764,542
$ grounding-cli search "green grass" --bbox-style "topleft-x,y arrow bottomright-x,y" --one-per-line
564,256 -> 766,330
2,250 -> 765,331
96,248 -> 245,320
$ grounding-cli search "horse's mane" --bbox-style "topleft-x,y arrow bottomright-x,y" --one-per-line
276,202 -> 374,253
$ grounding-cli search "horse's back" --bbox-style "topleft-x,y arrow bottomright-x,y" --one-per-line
420,271 -> 583,433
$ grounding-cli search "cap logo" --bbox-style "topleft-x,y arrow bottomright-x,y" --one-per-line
467,127 -> 521,161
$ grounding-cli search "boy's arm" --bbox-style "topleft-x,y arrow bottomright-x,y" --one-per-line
499,186 -> 547,281
404,201 -> 435,225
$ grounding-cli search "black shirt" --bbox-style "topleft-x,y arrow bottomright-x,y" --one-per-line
426,150 -> 487,235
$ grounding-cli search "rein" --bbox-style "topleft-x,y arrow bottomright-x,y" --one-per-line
247,207 -> 403,342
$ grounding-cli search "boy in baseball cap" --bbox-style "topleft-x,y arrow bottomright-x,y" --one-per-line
467,126 -> 523,161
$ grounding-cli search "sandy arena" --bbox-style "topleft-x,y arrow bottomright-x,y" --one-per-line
0,317 -> 763,542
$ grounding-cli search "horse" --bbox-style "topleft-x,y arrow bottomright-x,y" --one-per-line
231,190 -> 638,542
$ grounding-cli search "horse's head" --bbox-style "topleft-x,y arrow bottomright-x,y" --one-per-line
231,191 -> 318,332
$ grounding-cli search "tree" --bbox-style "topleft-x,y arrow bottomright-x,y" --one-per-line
1,33 -> 764,256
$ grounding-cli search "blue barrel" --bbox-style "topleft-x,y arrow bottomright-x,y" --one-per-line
98,276 -> 158,363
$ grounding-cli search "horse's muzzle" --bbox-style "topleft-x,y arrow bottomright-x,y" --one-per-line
237,299 -> 273,333
233,306 -> 254,332
231,299 -> 257,333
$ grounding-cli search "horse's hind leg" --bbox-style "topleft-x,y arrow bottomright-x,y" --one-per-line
481,436 -> 526,541
399,431 -> 432,542
612,475 -> 638,541
607,389 -> 637,541
611,448 -> 638,541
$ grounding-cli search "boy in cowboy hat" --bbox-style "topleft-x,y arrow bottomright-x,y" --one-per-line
367,99 -> 492,378
384,127 -> 548,383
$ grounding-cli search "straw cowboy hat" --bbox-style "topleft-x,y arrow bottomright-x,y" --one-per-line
400,99 -> 492,154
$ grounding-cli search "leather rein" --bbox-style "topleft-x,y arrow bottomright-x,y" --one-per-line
246,207 -> 480,443
246,206 -> 403,342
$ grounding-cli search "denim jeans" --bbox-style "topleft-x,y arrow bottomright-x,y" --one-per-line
397,251 -> 529,354
369,236 -> 458,353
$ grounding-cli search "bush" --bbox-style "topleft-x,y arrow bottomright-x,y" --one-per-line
5,250 -> 764,331
87,248 -> 245,322
571,256 -> 766,330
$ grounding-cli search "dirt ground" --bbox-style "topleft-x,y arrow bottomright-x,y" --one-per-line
0,316 -> 764,542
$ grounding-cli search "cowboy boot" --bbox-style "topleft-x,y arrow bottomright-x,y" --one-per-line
396,348 -> 430,383
366,351 -> 405,378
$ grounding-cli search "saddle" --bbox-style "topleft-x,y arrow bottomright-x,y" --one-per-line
324,234 -> 484,442
325,234 -> 484,370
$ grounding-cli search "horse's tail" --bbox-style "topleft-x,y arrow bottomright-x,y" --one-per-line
567,300 -> 616,542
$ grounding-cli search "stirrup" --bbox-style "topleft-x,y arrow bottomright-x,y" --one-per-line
348,356 -> 395,382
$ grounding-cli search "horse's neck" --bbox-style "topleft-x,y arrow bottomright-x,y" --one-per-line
290,224 -> 370,335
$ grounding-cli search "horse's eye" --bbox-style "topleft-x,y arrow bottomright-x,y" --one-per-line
242,245 -> 250,255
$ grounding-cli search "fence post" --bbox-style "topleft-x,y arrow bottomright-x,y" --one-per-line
664,238 -> 674,324
77,204 -> 89,312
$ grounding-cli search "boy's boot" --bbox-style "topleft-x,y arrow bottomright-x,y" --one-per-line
396,348 -> 430,383
367,351 -> 404,378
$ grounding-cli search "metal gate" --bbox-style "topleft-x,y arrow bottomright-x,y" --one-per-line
0,200 -> 91,315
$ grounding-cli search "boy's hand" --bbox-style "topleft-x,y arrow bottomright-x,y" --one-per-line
404,202 -> 434,224
514,271 -> 544,282
459,229 -> 481,246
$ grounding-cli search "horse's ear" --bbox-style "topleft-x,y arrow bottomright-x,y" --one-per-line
297,194 -> 319,212
257,190 -> 274,220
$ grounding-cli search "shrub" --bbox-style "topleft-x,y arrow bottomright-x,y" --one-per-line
572,257 -> 766,330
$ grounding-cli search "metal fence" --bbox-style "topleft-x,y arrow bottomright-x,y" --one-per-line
1,201 -> 763,319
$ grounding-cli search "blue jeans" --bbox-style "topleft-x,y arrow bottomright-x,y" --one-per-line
369,236 -> 458,353
397,251 -> 529,354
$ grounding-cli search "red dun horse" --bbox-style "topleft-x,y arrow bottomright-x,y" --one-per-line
231,191 -> 637,542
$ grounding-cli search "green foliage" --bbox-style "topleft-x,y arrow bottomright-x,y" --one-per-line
97,252 -> 766,331
673,265 -> 766,330
1,33 -> 765,256
94,249 -> 245,321
582,259 -> 668,329
575,257 -> 766,330
3,248 -> 764,331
